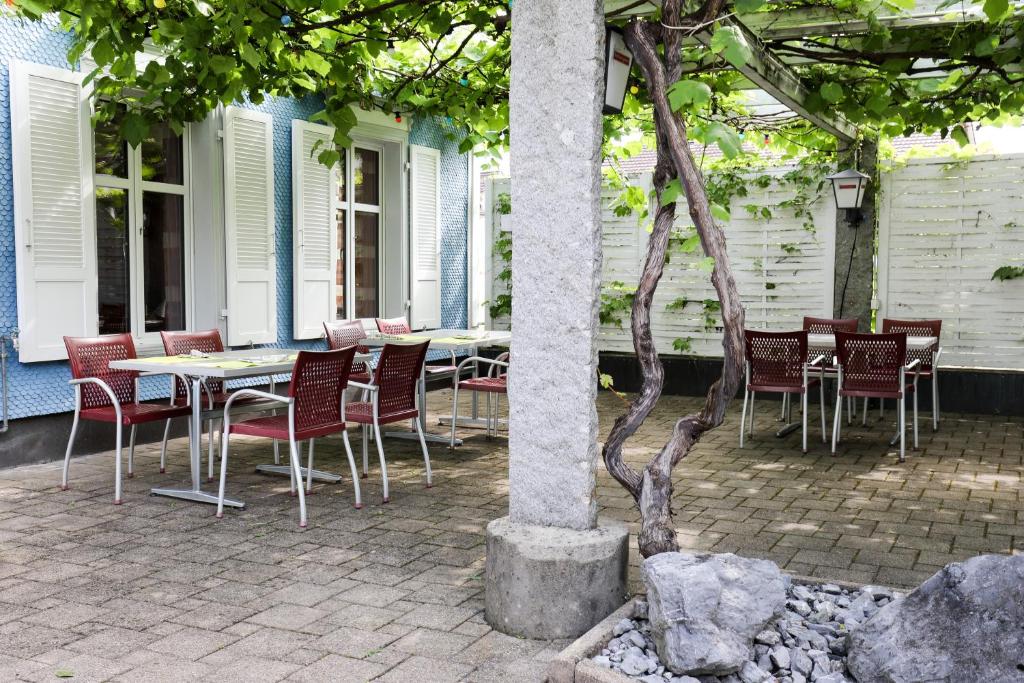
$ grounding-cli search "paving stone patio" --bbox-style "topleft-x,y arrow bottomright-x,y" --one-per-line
0,389 -> 1020,681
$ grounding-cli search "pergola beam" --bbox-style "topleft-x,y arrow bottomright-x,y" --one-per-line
692,17 -> 858,143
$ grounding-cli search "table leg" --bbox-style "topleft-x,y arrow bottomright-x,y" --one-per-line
151,375 -> 244,508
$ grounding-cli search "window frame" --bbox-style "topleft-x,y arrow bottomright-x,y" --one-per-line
93,121 -> 194,350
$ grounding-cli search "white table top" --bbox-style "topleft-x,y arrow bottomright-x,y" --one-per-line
361,328 -> 511,351
807,333 -> 937,350
110,348 -> 371,379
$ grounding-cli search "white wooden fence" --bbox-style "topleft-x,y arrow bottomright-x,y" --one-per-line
484,170 -> 836,356
877,154 -> 1024,369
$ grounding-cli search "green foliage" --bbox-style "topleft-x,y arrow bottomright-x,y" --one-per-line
494,192 -> 511,215
600,281 -> 637,329
992,265 -> 1024,280
19,0 -> 511,151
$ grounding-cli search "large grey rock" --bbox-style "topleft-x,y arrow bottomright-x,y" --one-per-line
484,516 -> 628,639
643,552 -> 787,676
847,554 -> 1024,682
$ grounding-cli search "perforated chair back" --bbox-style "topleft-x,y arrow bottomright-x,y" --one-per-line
372,342 -> 429,417
324,320 -> 370,353
835,331 -> 907,395
375,317 -> 412,335
289,348 -> 357,431
160,329 -> 226,400
63,334 -> 138,409
802,316 -> 859,334
744,330 -> 808,391
881,318 -> 941,371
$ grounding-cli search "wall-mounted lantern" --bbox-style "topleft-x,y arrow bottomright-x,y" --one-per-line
827,168 -> 870,223
603,27 -> 633,115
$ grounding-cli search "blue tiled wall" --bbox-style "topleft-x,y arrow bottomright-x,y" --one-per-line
0,17 -> 469,420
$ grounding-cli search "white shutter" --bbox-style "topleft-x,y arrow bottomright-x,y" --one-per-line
409,144 -> 441,330
10,61 -> 97,362
291,120 -> 337,339
224,107 -> 277,346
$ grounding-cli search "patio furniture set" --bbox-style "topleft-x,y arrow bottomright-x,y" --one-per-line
740,317 -> 941,462
58,319 -> 511,528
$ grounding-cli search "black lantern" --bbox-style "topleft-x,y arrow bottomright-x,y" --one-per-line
827,168 -> 869,224
603,27 -> 633,115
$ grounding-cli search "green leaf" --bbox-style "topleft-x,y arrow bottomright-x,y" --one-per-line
121,112 -> 149,147
950,126 -> 970,146
705,122 -> 742,158
91,38 -> 115,66
820,82 -> 843,104
734,0 -> 766,12
598,372 -> 615,389
709,26 -> 752,68
240,43 -> 262,68
698,256 -> 715,272
992,265 -> 1024,280
55,669 -> 74,678
667,80 -> 712,111
983,0 -> 1009,22
711,203 -> 731,222
660,179 -> 683,204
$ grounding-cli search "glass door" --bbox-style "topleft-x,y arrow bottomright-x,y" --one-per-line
336,144 -> 383,319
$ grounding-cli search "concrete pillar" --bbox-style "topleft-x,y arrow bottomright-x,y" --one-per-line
833,141 -> 878,331
484,0 -> 629,639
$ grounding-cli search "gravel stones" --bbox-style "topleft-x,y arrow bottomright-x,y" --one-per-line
642,552 -> 787,676
847,554 -> 1024,683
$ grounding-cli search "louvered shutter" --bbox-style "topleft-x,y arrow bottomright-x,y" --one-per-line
10,61 -> 97,362
409,144 -> 441,330
223,107 -> 277,346
291,120 -> 337,339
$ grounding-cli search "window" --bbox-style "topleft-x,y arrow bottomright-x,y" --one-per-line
336,144 -> 383,319
94,111 -> 190,339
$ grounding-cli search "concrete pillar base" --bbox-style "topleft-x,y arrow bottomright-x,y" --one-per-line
484,516 -> 630,639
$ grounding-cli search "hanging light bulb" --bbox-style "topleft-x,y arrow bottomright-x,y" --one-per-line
154,0 -> 167,8
459,72 -> 469,86
394,111 -> 402,123
280,14 -> 291,26
386,39 -> 396,54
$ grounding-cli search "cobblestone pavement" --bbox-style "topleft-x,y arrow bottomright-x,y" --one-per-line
0,390 -> 1020,681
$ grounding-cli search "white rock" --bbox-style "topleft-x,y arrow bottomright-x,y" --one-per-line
737,661 -> 772,683
770,644 -> 791,670
614,618 -> 635,637
643,552 -> 786,676
755,629 -> 780,646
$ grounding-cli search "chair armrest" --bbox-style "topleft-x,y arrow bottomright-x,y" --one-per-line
455,355 -> 509,374
905,358 -> 921,371
223,389 -> 290,413
807,354 -> 826,367
348,381 -> 378,392
69,377 -> 121,412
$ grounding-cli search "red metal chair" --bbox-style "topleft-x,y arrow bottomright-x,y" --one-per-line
882,318 -> 942,430
449,353 -> 508,448
323,320 -> 372,383
832,331 -> 919,462
62,334 -> 192,504
159,330 -> 270,481
216,347 -> 360,527
802,316 -> 860,423
741,330 -> 825,453
374,317 -> 458,380
347,341 -> 432,502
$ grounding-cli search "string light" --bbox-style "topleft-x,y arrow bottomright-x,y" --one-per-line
459,72 -> 469,86
386,39 -> 396,54
154,0 -> 166,7
629,85 -> 639,95
393,111 -> 402,123
280,14 -> 291,26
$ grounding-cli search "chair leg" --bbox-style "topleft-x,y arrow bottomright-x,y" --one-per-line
216,431 -> 231,519
880,399 -> 884,420
127,425 -> 137,478
779,393 -> 787,422
802,391 -> 808,453
273,439 -> 280,465
899,395 -> 906,463
846,396 -> 853,425
739,389 -> 749,448
306,438 -> 316,494
831,391 -> 842,456
819,381 -> 827,443
748,392 -> 756,436
862,397 -> 869,427
159,418 -> 171,474
61,409 -> 80,491
361,425 -> 369,478
932,375 -> 940,431
114,423 -> 124,505
450,381 -> 460,450
341,430 -> 362,509
288,438 -> 308,528
373,422 -> 390,503
913,389 -> 919,451
414,418 -> 433,488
